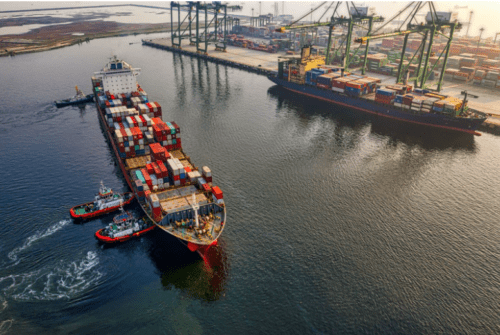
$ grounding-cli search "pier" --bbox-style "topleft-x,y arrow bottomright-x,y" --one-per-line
143,38 -> 280,76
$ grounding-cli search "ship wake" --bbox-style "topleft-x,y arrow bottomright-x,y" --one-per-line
7,219 -> 70,264
0,251 -> 102,301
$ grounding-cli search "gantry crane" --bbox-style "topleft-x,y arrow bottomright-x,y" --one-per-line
275,2 -> 384,74
354,1 -> 462,92
170,1 -> 242,54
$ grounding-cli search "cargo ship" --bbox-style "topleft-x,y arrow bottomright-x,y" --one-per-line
268,48 -> 487,135
91,56 -> 225,257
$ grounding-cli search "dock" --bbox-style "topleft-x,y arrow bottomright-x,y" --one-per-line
143,38 -> 281,75
143,37 -> 500,135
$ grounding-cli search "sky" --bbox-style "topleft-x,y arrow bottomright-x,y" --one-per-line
1,1 -> 499,39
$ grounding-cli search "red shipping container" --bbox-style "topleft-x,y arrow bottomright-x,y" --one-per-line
146,163 -> 154,175
105,101 -> 110,107
317,83 -> 330,90
180,179 -> 186,185
202,184 -> 211,192
212,186 -> 223,199
205,176 -> 212,183
184,166 -> 191,173
153,162 -> 162,177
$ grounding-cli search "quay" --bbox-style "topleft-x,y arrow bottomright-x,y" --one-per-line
143,37 -> 500,135
143,38 -> 280,76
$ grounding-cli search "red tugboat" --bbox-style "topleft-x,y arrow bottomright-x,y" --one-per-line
95,207 -> 155,243
70,181 -> 134,220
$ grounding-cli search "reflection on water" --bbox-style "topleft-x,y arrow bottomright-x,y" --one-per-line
148,233 -> 228,302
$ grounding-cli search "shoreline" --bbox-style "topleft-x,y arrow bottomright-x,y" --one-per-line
0,21 -> 183,57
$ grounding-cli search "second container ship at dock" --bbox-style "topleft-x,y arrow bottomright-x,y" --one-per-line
269,47 -> 487,135
91,56 -> 225,256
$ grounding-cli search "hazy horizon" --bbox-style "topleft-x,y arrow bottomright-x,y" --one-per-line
1,1 -> 499,39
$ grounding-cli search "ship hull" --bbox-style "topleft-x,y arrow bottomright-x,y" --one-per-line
268,76 -> 485,136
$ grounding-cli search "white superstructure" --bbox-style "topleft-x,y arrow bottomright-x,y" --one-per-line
94,56 -> 141,95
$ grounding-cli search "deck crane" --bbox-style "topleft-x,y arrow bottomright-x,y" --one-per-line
170,1 -> 242,54
353,1 -> 462,92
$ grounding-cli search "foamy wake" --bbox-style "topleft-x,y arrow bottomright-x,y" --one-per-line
0,251 -> 102,301
0,319 -> 13,335
7,220 -> 70,262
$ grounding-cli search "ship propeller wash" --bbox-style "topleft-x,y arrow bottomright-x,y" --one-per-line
91,56 -> 226,256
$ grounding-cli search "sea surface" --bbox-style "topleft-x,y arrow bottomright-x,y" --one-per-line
1,31 -> 500,334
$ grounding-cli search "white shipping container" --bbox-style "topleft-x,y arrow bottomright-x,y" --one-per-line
202,166 -> 212,177
125,128 -> 133,141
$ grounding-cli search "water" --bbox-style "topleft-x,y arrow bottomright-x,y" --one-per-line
1,32 -> 500,334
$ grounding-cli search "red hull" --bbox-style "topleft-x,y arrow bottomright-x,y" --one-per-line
95,225 -> 155,243
70,192 -> 134,220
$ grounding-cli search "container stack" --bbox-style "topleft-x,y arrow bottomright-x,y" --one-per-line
114,126 -> 146,158
136,102 -> 162,118
444,68 -> 459,81
148,194 -> 162,221
316,73 -> 340,89
357,78 -> 379,94
473,69 -> 487,85
331,76 -> 352,93
447,56 -> 462,69
202,166 -> 212,183
402,94 -> 414,110
482,71 -> 499,87
375,88 -> 396,104
151,118 -> 182,151
149,143 -> 171,162
211,186 -> 224,205
421,97 -> 439,113
345,80 -> 366,96
410,96 -> 425,113
385,84 -> 413,95
367,54 -> 388,72
167,158 -> 187,187
393,94 -> 404,108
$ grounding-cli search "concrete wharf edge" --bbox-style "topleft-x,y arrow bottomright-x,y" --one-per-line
143,38 -> 500,136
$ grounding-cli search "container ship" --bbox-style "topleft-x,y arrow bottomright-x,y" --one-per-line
91,56 -> 225,256
268,48 -> 487,135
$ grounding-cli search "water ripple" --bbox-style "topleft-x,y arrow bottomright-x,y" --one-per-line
7,220 -> 70,263
0,251 -> 102,301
